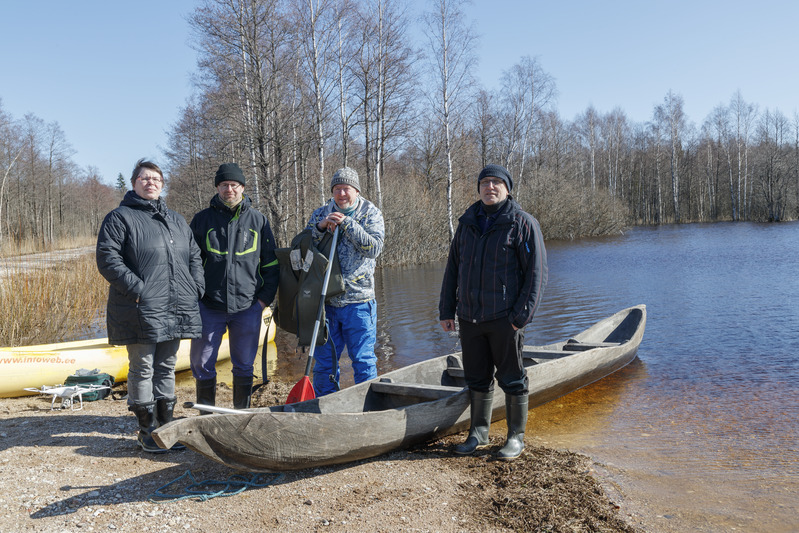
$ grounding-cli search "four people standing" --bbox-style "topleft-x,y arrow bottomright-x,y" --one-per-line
96,159 -> 205,453
439,164 -> 547,460
97,160 -> 541,460
189,163 -> 279,410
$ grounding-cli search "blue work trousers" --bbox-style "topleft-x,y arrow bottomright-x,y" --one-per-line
190,301 -> 263,380
313,300 -> 378,397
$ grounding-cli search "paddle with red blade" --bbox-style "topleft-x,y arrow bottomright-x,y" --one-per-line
286,226 -> 340,404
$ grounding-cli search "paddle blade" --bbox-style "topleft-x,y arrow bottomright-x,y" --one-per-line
286,376 -> 315,405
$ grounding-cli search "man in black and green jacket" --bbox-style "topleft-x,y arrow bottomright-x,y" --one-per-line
189,163 -> 279,410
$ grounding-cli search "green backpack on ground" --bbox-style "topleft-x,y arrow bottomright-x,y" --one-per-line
64,369 -> 114,401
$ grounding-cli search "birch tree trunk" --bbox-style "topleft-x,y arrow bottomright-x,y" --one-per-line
423,0 -> 476,240
0,148 -> 23,246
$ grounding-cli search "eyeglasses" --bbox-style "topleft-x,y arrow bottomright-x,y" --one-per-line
479,178 -> 505,189
218,182 -> 243,190
137,176 -> 163,184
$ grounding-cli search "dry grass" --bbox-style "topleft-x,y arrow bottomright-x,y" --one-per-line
0,235 -> 97,258
0,253 -> 107,346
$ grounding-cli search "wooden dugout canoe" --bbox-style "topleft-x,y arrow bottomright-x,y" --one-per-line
153,305 -> 646,472
0,308 -> 275,398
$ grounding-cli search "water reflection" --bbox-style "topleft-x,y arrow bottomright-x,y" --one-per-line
266,221 -> 797,532
250,222 -> 798,531
522,358 -> 649,448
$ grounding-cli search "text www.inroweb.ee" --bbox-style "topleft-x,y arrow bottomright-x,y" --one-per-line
1,356 -> 77,364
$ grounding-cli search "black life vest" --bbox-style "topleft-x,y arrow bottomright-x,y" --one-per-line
274,229 -> 345,346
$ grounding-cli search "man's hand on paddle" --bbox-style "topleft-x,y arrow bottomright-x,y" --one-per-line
317,212 -> 346,232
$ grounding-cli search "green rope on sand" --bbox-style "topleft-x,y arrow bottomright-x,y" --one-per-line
148,470 -> 285,503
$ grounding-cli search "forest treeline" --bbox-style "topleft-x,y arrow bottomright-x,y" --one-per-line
2,0 -> 798,264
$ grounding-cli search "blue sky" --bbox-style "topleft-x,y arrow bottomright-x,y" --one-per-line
1,0 -> 797,185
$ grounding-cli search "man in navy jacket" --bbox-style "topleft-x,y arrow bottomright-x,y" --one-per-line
439,164 -> 547,460
189,163 -> 279,410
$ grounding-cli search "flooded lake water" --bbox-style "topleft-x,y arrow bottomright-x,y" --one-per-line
272,221 -> 798,532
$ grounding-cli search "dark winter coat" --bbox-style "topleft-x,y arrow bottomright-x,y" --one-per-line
190,194 -> 279,314
439,198 -> 547,328
96,191 -> 205,345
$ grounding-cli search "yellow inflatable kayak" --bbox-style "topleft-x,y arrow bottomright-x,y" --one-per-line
0,308 -> 275,398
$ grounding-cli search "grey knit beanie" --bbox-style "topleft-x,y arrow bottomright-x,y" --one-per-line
215,163 -> 246,187
478,164 -> 513,192
330,167 -> 360,192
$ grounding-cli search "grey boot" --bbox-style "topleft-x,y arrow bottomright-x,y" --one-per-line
155,396 -> 186,450
454,390 -> 493,455
233,375 -> 253,409
129,402 -> 167,454
496,394 -> 528,460
195,377 -> 216,415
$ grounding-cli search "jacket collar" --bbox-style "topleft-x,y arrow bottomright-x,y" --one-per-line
460,196 -> 516,227
121,190 -> 167,215
325,196 -> 363,216
210,193 -> 251,215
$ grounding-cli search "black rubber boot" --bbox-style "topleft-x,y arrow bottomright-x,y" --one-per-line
233,375 -> 253,409
195,377 -> 216,415
155,396 -> 177,425
129,402 -> 167,454
155,397 -> 186,450
496,394 -> 528,460
454,390 -> 493,455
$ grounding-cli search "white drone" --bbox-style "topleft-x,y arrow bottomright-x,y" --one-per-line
24,384 -> 111,411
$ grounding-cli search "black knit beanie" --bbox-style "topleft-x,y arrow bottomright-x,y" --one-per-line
477,164 -> 513,192
215,163 -> 246,187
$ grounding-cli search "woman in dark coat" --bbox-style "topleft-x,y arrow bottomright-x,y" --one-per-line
96,159 -> 204,453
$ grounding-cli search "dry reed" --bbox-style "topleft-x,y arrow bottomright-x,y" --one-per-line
0,235 -> 97,258
0,253 -> 107,346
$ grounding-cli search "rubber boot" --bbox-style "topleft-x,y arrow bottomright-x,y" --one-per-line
195,377 -> 216,415
155,396 -> 186,450
454,390 -> 493,455
233,375 -> 253,409
496,394 -> 528,460
129,402 -> 167,454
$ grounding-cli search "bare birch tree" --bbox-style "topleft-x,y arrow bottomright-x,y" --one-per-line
730,91 -> 757,220
422,0 -> 477,238
354,0 -> 416,209
497,56 -> 555,180
600,108 -> 629,197
43,121 -> 74,244
654,91 -> 687,222
701,105 -> 730,219
294,0 -> 341,205
576,106 -> 599,190
753,109 -> 790,221
0,104 -> 24,246
334,1 -> 358,167
794,112 -> 799,219
470,89 -> 496,167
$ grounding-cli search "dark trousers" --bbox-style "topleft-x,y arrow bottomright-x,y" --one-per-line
190,301 -> 263,380
458,317 -> 528,395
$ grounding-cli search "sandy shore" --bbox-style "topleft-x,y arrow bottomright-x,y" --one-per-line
0,381 -> 647,532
